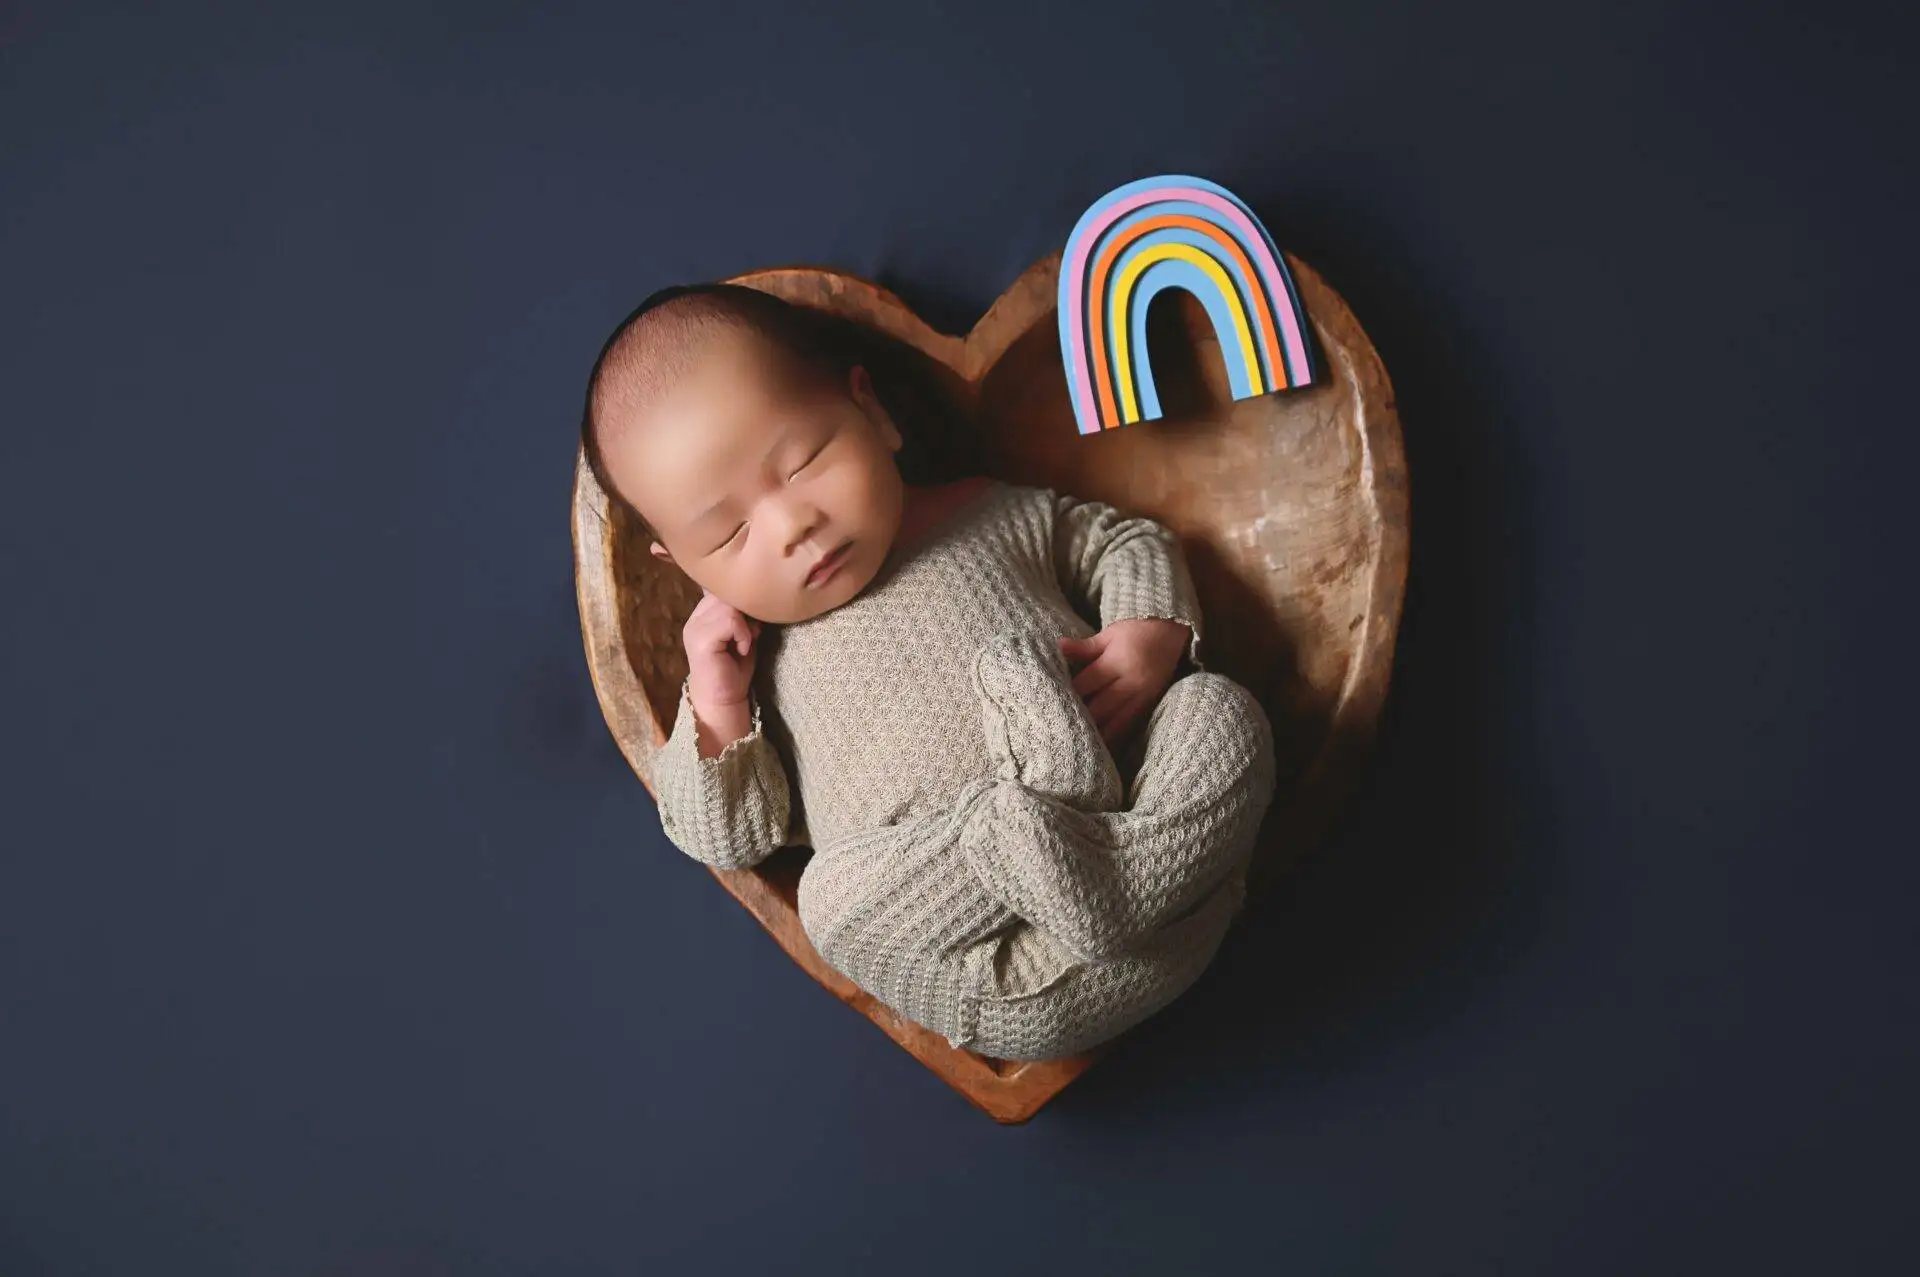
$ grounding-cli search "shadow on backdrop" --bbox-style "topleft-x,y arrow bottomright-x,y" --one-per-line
1065,206 -> 1553,1117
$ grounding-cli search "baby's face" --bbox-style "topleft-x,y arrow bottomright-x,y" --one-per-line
605,330 -> 907,625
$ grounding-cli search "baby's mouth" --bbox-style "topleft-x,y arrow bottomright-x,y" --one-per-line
806,540 -> 853,587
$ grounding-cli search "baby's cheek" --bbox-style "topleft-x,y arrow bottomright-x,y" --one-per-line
839,460 -> 887,525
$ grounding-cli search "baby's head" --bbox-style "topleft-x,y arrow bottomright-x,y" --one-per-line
581,283 -> 908,625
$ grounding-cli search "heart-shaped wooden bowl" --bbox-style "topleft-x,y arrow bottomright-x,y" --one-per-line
571,250 -> 1409,1122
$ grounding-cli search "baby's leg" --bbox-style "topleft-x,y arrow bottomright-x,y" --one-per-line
959,629 -> 1278,963
796,805 -> 1249,1060
967,860 -> 1251,1060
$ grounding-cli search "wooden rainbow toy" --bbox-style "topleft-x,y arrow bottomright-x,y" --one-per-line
1059,174 -> 1317,434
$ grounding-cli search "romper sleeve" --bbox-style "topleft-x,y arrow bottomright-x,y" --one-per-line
651,675 -> 792,871
1049,491 -> 1207,670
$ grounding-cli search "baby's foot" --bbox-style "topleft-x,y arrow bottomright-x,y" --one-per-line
971,628 -> 1124,812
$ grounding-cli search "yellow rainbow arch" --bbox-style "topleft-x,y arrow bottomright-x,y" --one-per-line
1110,241 -> 1267,425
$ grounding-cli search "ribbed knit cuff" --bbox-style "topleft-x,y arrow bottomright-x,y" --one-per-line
1097,533 -> 1206,671
653,676 -> 788,870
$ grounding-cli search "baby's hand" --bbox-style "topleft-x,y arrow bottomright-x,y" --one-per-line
1058,618 -> 1194,751
685,588 -> 761,722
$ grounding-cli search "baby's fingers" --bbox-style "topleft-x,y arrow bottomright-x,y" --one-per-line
1086,682 -> 1140,741
1071,656 -> 1120,699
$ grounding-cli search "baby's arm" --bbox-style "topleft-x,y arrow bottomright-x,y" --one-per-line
651,675 -> 792,871
1050,492 -> 1206,669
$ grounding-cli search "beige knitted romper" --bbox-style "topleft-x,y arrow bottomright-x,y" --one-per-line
651,480 -> 1278,1060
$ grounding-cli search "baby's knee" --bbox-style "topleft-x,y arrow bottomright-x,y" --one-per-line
1144,671 -> 1276,784
1160,670 -> 1271,741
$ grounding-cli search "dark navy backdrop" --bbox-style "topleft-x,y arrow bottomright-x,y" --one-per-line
3,1 -> 1914,1272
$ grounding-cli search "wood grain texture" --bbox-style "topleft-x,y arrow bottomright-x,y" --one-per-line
570,250 -> 1409,1123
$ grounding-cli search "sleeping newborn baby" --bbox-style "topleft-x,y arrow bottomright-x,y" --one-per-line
580,282 -> 1277,1060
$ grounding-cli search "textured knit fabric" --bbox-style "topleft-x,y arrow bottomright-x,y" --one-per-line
652,479 -> 1278,1060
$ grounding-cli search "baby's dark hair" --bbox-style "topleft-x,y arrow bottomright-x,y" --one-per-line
579,282 -> 852,540
579,280 -> 971,541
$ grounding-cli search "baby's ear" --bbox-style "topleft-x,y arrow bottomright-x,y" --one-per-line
649,540 -> 674,564
849,363 -> 881,408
